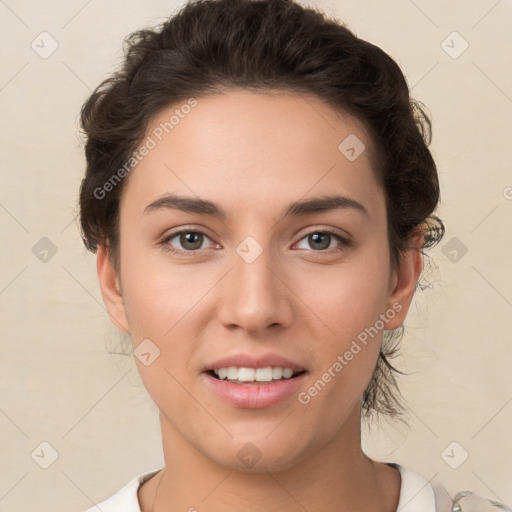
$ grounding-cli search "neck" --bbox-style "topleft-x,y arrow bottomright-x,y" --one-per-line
141,409 -> 400,512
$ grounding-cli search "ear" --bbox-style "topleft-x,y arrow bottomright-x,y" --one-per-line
96,245 -> 130,333
384,228 -> 424,330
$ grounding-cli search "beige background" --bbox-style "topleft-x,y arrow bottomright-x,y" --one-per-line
1,0 -> 511,510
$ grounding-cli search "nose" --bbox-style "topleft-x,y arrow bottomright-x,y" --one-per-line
216,243 -> 294,334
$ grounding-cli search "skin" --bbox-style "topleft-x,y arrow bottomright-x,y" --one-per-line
96,89 -> 424,511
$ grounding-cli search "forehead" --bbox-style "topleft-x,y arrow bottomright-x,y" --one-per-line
120,89 -> 384,220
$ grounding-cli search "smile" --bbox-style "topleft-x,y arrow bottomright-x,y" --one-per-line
210,366 -> 304,383
203,370 -> 307,409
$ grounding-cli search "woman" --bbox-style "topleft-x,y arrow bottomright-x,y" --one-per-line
78,0 -> 510,510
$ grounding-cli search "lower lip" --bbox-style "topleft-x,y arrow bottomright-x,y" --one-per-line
202,372 -> 307,409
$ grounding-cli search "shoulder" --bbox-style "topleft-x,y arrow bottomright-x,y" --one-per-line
82,468 -> 162,512
394,464 -> 511,512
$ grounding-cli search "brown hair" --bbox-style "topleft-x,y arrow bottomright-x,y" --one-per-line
78,0 -> 444,420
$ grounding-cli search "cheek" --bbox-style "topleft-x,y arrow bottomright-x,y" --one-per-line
122,255 -> 204,415
289,251 -> 389,401
119,236 -> 202,335
292,253 -> 390,343
119,242 -> 214,396
292,262 -> 387,416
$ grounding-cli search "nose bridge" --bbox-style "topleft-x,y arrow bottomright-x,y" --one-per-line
218,236 -> 292,332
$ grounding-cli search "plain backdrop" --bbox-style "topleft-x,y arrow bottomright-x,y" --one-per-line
0,0 -> 511,510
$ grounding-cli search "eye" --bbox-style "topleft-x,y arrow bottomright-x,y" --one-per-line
295,229 -> 347,252
160,228 -> 348,255
161,230 -> 216,253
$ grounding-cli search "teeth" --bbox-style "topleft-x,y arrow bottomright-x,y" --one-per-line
255,367 -> 273,381
282,368 -> 293,378
238,367 -> 255,382
272,367 -> 283,379
212,366 -> 298,382
227,366 -> 238,379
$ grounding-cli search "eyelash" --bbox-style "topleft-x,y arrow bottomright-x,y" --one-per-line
159,228 -> 349,256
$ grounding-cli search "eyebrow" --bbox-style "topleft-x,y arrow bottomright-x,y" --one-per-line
143,193 -> 368,219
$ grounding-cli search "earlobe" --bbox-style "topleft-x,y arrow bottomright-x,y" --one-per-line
384,229 -> 424,331
96,245 -> 130,333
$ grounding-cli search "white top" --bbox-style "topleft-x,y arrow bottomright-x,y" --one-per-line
83,464 -> 455,512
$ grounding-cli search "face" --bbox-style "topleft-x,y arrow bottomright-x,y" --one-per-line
97,89 -> 420,472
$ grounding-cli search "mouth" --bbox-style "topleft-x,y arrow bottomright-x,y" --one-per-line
202,353 -> 308,408
202,367 -> 308,408
205,366 -> 307,385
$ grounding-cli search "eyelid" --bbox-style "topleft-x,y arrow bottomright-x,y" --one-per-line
297,225 -> 351,240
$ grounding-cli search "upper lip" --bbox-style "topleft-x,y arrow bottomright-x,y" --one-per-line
204,353 -> 307,373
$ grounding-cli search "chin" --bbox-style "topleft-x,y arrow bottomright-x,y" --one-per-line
198,431 -> 313,474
